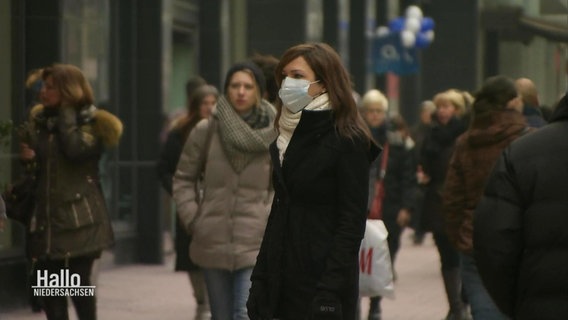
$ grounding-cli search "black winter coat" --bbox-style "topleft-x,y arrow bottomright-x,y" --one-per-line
157,128 -> 185,195
380,133 -> 417,223
419,117 -> 466,232
248,110 -> 379,320
368,126 -> 416,217
473,94 -> 568,320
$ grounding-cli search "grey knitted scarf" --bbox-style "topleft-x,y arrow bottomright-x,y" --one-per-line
215,96 -> 277,173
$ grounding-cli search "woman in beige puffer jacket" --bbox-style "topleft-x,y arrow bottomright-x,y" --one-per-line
173,62 -> 277,320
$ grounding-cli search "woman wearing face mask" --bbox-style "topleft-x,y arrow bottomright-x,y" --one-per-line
247,42 -> 380,320
156,84 -> 218,320
173,62 -> 277,320
420,89 -> 473,320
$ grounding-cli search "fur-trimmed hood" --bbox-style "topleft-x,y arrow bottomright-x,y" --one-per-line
29,104 -> 123,148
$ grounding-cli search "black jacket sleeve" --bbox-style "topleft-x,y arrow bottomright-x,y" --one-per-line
473,149 -> 523,317
399,146 -> 418,211
156,130 -> 184,195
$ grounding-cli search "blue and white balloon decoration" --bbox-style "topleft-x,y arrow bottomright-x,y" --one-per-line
376,5 -> 435,49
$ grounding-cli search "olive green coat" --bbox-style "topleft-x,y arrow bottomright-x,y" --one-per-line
24,104 -> 122,260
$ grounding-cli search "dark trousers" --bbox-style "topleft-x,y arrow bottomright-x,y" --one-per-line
37,255 -> 97,320
432,231 -> 461,270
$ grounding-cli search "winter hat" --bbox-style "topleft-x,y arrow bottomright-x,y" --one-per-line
223,61 -> 266,97
473,76 -> 518,114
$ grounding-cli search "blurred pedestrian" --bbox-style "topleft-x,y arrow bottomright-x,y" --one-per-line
420,89 -> 471,320
515,77 -> 547,128
409,100 -> 436,245
411,100 -> 436,148
473,92 -> 568,320
250,53 -> 280,105
156,84 -> 218,320
161,76 -> 207,143
361,89 -> 417,320
18,63 -> 122,320
246,42 -> 380,320
444,75 -> 530,319
173,61 -> 277,320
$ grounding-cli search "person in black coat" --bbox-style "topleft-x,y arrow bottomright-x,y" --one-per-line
378,114 -> 417,257
361,89 -> 417,320
409,100 -> 436,245
420,89 -> 472,320
473,92 -> 568,320
156,84 -> 218,319
247,42 -> 380,320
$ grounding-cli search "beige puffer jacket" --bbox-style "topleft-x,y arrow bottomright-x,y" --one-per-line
173,117 -> 272,271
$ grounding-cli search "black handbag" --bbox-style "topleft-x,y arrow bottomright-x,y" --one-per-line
3,174 -> 37,226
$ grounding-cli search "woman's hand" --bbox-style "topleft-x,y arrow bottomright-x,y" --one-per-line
397,208 -> 411,227
416,165 -> 430,185
19,143 -> 36,161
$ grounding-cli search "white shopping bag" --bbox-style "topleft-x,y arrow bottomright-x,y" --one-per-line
358,219 -> 395,298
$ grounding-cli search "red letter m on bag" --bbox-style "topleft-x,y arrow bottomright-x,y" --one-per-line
359,247 -> 373,274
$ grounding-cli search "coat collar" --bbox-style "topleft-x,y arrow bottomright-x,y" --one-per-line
282,110 -> 334,168
270,110 -> 335,197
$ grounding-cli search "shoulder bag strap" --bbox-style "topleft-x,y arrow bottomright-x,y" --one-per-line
197,117 -> 217,179
379,142 -> 389,180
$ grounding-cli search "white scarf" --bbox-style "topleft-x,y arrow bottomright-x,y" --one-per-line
276,93 -> 331,164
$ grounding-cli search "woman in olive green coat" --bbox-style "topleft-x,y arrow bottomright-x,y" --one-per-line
19,64 -> 122,320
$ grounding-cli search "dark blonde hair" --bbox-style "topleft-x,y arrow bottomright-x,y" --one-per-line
275,42 -> 371,142
42,63 -> 94,108
26,68 -> 44,89
433,89 -> 473,118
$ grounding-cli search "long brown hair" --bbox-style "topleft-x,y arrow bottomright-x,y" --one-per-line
42,64 -> 94,108
175,85 -> 219,141
274,43 -> 371,142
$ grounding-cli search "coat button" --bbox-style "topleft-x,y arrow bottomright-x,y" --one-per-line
76,193 -> 81,198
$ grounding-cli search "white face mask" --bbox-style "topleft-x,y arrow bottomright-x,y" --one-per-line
279,77 -> 319,113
